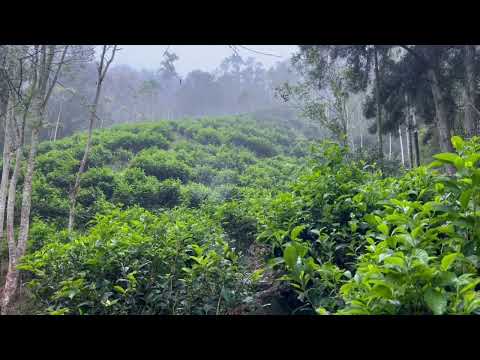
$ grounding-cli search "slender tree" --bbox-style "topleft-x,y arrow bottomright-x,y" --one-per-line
0,46 -> 11,248
399,125 -> 405,166
406,125 -> 411,168
406,96 -> 414,168
374,46 -> 383,159
412,108 -> 421,167
388,132 -> 392,160
464,45 -> 478,137
400,46 -> 458,154
52,100 -> 63,141
1,45 -> 69,313
68,45 -> 118,233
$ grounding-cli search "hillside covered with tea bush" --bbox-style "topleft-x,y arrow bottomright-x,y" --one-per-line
1,45 -> 480,316
3,113 -> 479,315
4,114 -> 320,314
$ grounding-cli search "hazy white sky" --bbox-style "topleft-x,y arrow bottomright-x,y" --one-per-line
115,45 -> 297,75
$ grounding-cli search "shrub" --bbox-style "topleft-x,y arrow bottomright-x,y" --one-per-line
19,206 -> 259,315
76,188 -> 111,227
81,167 -> 116,198
36,149 -> 78,190
212,169 -> 240,186
112,167 -> 163,210
157,179 -> 182,209
195,128 -> 223,146
130,148 -> 191,183
27,219 -> 69,253
217,201 -> 257,252
87,145 -> 114,169
211,184 -> 242,203
209,146 -> 257,171
113,168 -> 181,210
104,130 -> 169,153
230,133 -> 277,157
180,183 -> 212,208
264,138 -> 480,315
112,148 -> 134,165
192,165 -> 216,185
31,176 -> 70,223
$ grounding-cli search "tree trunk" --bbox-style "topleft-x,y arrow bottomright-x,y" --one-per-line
68,45 -> 117,233
374,47 -> 383,159
1,45 -> 68,313
0,102 -> 12,243
68,46 -> 116,232
68,74 -> 103,232
408,120 -> 414,169
399,126 -> 405,166
428,68 -> 453,153
388,132 -> 392,160
16,126 -> 40,259
1,100 -> 41,314
0,45 -> 10,244
341,98 -> 348,147
1,144 -> 23,314
412,109 -> 421,167
53,101 -> 62,142
464,45 -> 477,137
405,95 -> 415,168
1,122 -> 40,314
406,126 -> 411,169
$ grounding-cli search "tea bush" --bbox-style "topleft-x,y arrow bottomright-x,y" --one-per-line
130,148 -> 191,183
262,137 -> 480,315
230,133 -> 277,157
18,116 -> 480,315
19,206 -> 260,315
216,201 -> 258,252
180,182 -> 212,208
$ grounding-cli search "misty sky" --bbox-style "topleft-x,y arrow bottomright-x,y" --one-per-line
115,45 -> 298,75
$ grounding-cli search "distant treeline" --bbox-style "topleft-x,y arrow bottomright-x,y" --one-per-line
43,50 -> 299,141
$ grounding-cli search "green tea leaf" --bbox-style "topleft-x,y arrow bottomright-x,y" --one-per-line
292,241 -> 309,258
429,160 -> 445,168
451,136 -> 464,151
460,189 -> 473,209
384,256 -> 405,268
371,284 -> 393,299
440,253 -> 460,271
424,288 -> 447,315
113,285 -> 126,295
315,307 -> 330,315
454,157 -> 465,171
433,153 -> 462,165
283,244 -> 298,269
377,223 -> 389,236
459,278 -> 480,295
267,257 -> 284,268
290,225 -> 306,241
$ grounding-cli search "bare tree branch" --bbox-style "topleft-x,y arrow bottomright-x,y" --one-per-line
99,45 -> 118,82
162,45 -> 171,57
236,45 -> 283,58
43,45 -> 69,108
228,45 -> 240,57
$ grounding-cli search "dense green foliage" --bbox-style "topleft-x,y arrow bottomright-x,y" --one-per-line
12,114 -> 480,315
20,206 -> 260,315
16,115 -> 318,314
263,137 -> 480,315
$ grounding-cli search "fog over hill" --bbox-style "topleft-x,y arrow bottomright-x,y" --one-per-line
114,45 -> 297,75
45,45 -> 301,141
